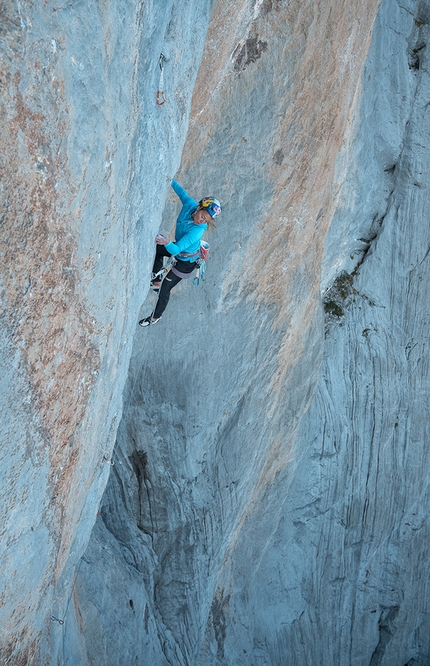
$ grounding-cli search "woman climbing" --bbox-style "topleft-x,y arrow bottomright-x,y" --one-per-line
139,179 -> 222,327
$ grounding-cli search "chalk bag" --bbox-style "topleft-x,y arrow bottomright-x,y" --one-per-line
199,241 -> 210,261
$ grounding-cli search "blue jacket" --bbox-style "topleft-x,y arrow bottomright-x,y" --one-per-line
165,180 -> 207,261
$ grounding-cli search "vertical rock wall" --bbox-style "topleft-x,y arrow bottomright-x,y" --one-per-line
0,0 -> 211,662
197,0 -> 430,664
65,0 -> 423,665
2,0 -> 429,663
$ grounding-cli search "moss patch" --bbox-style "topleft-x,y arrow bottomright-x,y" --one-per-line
323,270 -> 373,324
323,271 -> 357,319
324,300 -> 344,317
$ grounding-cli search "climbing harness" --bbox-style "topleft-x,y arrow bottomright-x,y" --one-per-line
151,240 -> 210,289
177,249 -> 200,261
156,53 -> 167,105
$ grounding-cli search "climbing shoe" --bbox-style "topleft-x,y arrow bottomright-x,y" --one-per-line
138,315 -> 161,327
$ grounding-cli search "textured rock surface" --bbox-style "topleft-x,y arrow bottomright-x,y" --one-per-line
2,0 -> 430,664
71,0 -> 393,664
1,0 -> 210,661
196,1 -> 430,663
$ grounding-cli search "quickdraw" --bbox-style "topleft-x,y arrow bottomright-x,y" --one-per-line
193,260 -> 207,286
156,53 -> 167,105
193,242 -> 210,285
51,615 -> 65,625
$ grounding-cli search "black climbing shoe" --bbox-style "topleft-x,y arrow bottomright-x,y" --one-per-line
139,315 -> 161,327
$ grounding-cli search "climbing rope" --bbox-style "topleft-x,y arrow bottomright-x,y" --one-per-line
156,53 -> 167,105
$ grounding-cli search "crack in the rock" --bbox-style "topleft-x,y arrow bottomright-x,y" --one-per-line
369,606 -> 400,665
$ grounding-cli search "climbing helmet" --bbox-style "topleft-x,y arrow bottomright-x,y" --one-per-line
199,197 -> 222,218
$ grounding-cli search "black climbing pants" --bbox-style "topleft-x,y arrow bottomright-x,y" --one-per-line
152,245 -> 196,319
152,245 -> 171,277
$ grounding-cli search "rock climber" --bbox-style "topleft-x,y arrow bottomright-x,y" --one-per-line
138,179 -> 222,327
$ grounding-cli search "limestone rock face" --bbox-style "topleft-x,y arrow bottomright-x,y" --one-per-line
0,0 -> 210,661
2,0 -> 430,664
196,1 -> 430,662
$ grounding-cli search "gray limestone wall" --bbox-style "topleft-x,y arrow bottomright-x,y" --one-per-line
198,1 -> 430,664
1,0 -> 211,662
1,0 -> 430,664
68,0 -> 430,665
